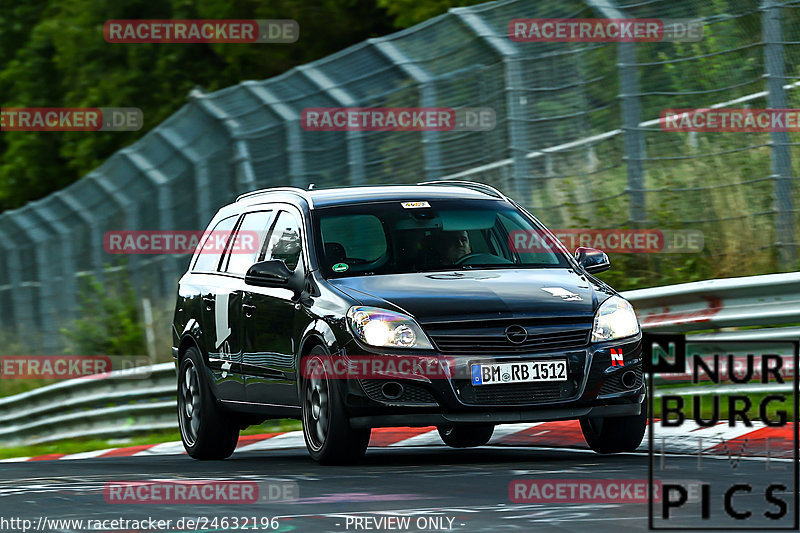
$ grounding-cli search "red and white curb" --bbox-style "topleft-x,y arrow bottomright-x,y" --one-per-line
0,420 -> 791,463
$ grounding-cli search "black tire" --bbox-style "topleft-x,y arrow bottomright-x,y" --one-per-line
438,424 -> 494,448
301,346 -> 371,465
580,394 -> 647,454
178,347 -> 239,460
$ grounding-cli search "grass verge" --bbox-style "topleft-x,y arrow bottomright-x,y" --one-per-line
0,419 -> 302,460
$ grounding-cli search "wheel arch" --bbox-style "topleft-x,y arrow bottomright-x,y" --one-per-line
295,319 -> 345,397
177,318 -> 208,364
178,334 -> 201,361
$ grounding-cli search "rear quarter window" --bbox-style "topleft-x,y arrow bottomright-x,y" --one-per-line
193,215 -> 239,272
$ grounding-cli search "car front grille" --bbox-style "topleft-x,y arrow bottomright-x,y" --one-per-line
458,379 -> 579,406
424,319 -> 592,355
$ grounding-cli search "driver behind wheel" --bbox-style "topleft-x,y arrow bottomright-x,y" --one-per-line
439,230 -> 472,264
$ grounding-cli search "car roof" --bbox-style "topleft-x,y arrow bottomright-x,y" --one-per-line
234,183 -> 508,210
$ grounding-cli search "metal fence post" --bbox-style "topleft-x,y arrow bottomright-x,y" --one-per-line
298,65 -> 366,185
88,171 -> 143,291
190,89 -> 258,195
54,191 -> 106,284
619,42 -> 646,227
242,81 -> 307,189
5,210 -> 60,353
26,201 -> 77,325
585,0 -> 646,227
763,0 -> 796,268
157,129 -> 214,226
122,149 -> 178,296
371,40 -> 442,181
0,229 -> 11,331
0,224 -> 30,341
452,8 -> 531,203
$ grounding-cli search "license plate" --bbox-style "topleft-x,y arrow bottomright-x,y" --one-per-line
471,360 -> 567,386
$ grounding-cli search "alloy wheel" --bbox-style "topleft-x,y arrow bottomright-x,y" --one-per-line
303,357 -> 330,452
179,360 -> 201,446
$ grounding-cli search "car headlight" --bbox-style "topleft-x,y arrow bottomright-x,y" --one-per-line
347,306 -> 434,349
591,296 -> 640,342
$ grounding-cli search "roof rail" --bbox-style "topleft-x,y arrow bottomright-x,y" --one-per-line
417,180 -> 510,202
236,187 -> 314,207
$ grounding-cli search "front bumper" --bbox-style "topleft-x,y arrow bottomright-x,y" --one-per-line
337,333 -> 645,426
349,401 -> 642,428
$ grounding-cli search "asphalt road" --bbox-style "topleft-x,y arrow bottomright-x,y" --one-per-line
1,444 -> 796,533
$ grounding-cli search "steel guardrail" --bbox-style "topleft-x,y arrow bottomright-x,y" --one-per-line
624,272 -> 800,332
0,363 -> 176,446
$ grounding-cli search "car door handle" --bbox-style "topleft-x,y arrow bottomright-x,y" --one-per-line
243,303 -> 256,317
203,296 -> 215,311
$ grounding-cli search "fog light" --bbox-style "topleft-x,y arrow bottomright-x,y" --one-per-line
381,381 -> 404,400
621,370 -> 637,389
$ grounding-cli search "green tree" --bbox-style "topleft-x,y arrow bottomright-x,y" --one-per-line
0,0 -> 395,211
376,0 -> 486,28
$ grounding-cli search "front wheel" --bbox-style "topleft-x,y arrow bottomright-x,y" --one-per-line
178,347 -> 239,460
438,424 -> 494,448
302,347 -> 370,465
580,394 -> 647,454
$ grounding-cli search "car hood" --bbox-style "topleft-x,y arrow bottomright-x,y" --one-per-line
328,269 -> 613,323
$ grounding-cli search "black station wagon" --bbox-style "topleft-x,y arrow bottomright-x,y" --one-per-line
172,182 -> 646,464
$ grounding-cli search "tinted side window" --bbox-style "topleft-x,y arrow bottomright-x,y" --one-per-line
193,215 -> 238,272
264,211 -> 302,271
225,210 -> 274,275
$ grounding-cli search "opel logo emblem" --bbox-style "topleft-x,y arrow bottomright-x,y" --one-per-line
504,324 -> 528,344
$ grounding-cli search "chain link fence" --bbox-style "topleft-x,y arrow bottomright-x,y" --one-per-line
1,0 -> 798,353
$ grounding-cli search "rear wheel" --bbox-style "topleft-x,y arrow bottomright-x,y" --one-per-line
580,394 -> 647,454
302,346 -> 370,465
438,424 -> 494,448
178,347 -> 239,460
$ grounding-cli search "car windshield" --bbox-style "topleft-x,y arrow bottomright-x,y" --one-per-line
312,199 -> 571,278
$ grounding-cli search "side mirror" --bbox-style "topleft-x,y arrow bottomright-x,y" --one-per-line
574,247 -> 610,274
245,260 -> 303,291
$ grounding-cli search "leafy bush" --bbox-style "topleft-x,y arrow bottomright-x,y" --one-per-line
61,273 -> 146,356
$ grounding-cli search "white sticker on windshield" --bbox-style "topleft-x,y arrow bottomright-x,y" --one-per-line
401,201 -> 431,209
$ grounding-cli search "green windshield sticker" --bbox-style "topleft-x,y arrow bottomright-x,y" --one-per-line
332,263 -> 349,273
